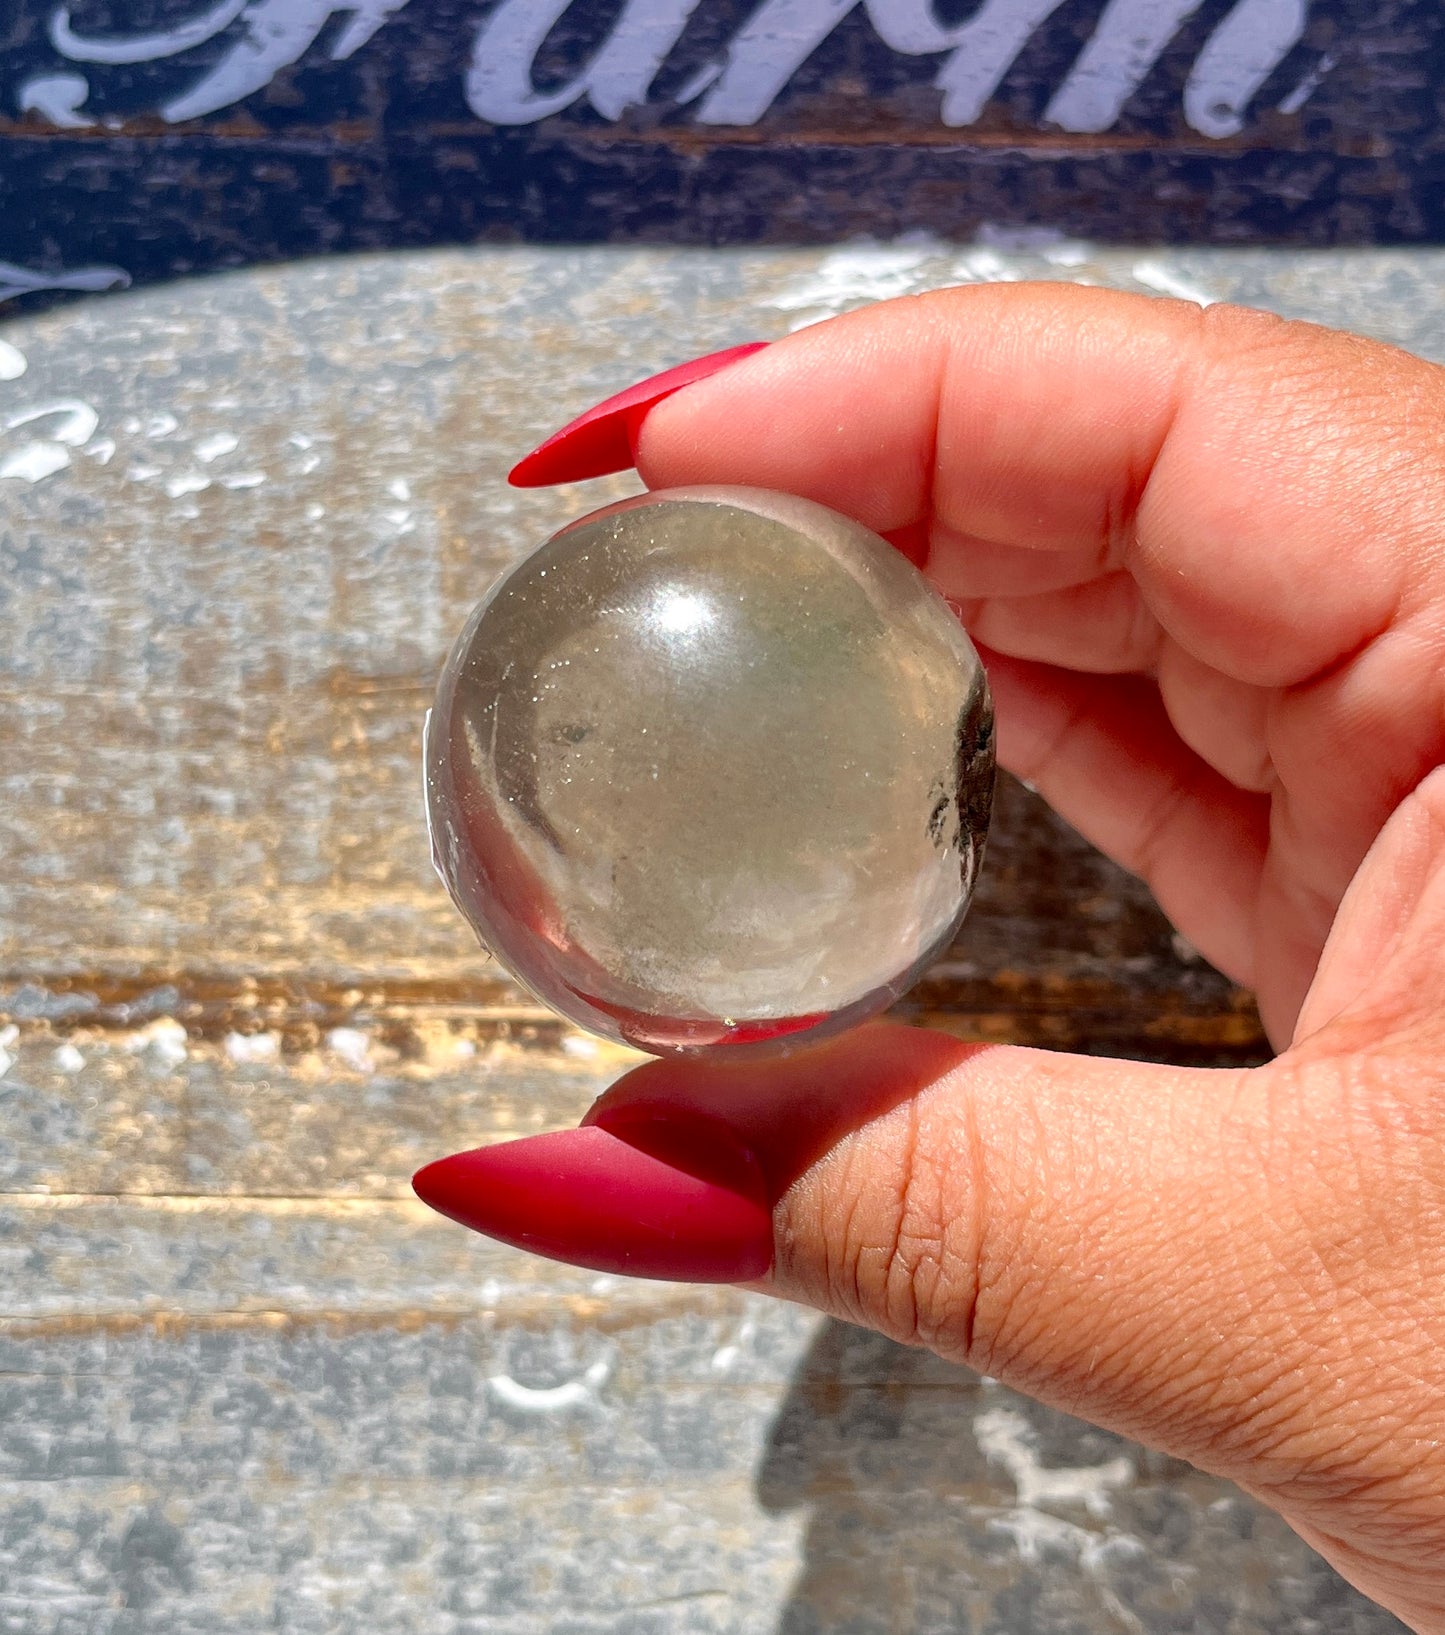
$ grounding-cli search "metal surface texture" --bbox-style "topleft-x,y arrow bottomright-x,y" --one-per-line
0,242 -> 1424,1631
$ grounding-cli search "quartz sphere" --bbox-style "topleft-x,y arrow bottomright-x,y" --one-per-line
425,486 -> 993,1056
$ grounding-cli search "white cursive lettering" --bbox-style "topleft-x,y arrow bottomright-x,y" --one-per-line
50,0 -> 247,64
164,0 -> 410,121
51,0 -> 412,122
693,0 -> 856,126
1185,0 -> 1308,136
42,0 -> 1325,137
17,70 -> 93,126
467,0 -> 704,124
930,0 -> 1074,126
0,260 -> 129,301
1046,0 -> 1203,132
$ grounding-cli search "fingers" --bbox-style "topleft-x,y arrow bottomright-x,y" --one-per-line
1294,765 -> 1445,1050
957,571 -> 1163,674
637,283 -> 1435,689
984,649 -> 1269,993
590,1017 -> 1445,1626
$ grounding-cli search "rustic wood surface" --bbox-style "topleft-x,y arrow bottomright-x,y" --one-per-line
0,243 -> 1425,1631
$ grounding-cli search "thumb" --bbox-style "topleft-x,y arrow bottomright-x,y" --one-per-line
593,1024 -> 1287,1472
592,772 -> 1445,1508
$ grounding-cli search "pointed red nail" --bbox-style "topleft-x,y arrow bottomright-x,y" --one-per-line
412,1117 -> 772,1283
508,341 -> 769,488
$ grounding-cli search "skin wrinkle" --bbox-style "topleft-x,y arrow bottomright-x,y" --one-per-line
830,1137 -> 876,1336
879,1093 -> 930,1350
1156,642 -> 1276,793
1265,786 -> 1356,954
916,312 -> 950,576
1137,323 -> 1405,687
957,1064 -> 988,1364
1000,672 -> 1091,793
968,570 -> 1168,675
1116,742 -> 1201,891
1104,296 -> 1201,578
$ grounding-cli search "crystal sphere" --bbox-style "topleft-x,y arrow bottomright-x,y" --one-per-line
425,486 -> 993,1057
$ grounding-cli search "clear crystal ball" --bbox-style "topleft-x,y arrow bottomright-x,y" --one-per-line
425,486 -> 994,1056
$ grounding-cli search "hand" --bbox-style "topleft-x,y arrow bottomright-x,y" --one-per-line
591,285 -> 1445,1627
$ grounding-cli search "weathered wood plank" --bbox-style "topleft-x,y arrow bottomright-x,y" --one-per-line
0,1296 -> 1382,1634
0,242 -> 1291,1064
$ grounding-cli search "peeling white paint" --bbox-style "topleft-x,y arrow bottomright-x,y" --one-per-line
975,1405 -> 1134,1517
1132,259 -> 1220,307
122,1018 -> 189,1068
0,1024 -> 16,1078
488,1357 -> 609,1411
194,431 -> 240,462
326,1027 -> 373,1073
52,1042 -> 86,1073
951,245 -> 1024,284
83,436 -> 116,464
1278,49 -> 1335,116
771,242 -> 939,327
220,470 -> 267,488
7,398 -> 100,446
0,260 -> 127,302
1042,240 -> 1093,268
165,472 -> 212,498
0,441 -> 70,483
0,340 -> 28,380
225,1030 -> 279,1064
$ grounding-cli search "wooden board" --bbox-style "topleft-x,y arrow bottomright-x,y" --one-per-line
0,0 -> 1442,309
0,243 -> 1417,1630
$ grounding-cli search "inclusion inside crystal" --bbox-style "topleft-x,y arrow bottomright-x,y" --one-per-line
426,485 -> 993,1056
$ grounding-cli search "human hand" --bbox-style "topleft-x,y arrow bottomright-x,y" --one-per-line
422,285 -> 1445,1628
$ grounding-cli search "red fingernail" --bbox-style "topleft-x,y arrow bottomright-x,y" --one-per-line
508,341 -> 769,488
411,1116 -> 772,1283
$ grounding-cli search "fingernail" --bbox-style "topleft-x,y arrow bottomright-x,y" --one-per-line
507,341 -> 770,488
411,1116 -> 772,1283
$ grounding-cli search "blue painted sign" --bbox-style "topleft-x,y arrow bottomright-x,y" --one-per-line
0,1 -> 1430,302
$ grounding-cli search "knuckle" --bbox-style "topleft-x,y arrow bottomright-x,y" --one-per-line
812,1099 -> 988,1363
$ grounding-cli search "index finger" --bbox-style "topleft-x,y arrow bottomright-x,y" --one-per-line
635,283 -> 1435,690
